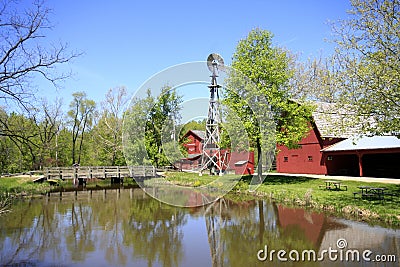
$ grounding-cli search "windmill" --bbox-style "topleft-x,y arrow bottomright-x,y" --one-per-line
200,53 -> 226,176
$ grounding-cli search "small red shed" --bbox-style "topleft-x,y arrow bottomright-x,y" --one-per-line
179,130 -> 254,174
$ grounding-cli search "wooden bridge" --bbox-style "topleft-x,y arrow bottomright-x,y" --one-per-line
44,166 -> 156,182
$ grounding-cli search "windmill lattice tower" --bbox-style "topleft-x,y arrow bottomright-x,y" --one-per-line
200,53 -> 227,176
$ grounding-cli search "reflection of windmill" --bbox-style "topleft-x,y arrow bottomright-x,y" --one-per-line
203,198 -> 227,267
200,53 -> 226,176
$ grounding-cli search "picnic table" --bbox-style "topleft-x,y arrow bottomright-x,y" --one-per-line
319,180 -> 347,191
354,186 -> 386,200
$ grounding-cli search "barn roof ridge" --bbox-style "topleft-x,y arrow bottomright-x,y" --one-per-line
188,129 -> 206,140
311,101 -> 368,139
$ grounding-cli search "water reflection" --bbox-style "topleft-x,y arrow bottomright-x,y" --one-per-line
0,189 -> 399,267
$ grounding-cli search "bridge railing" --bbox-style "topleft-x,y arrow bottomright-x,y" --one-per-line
45,166 -> 156,180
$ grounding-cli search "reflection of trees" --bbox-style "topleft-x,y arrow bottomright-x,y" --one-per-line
66,203 -> 95,262
0,199 -> 63,265
0,189 -> 187,266
216,199 -> 325,267
3,190 -> 398,267
127,196 -> 186,267
204,199 -> 275,267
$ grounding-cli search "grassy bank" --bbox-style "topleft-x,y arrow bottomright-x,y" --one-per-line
164,172 -> 400,227
2,172 -> 399,227
0,176 -> 51,196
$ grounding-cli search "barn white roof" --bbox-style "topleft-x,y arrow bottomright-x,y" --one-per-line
321,135 -> 400,152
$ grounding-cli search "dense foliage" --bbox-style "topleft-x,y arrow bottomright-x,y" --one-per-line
224,29 -> 314,178
0,87 -> 129,173
123,86 -> 183,168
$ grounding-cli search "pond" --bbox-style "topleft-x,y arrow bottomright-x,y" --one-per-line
0,188 -> 399,267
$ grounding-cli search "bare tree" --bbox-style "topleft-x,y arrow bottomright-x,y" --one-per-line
290,55 -> 342,103
68,92 -> 96,165
331,0 -> 400,135
95,86 -> 130,165
0,0 -> 80,109
33,98 -> 63,168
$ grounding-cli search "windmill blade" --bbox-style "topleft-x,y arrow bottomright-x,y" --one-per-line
207,53 -> 224,72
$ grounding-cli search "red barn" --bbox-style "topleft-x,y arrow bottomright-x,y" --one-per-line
179,130 -> 254,174
182,130 -> 204,155
276,102 -> 400,178
277,102 -> 348,175
179,130 -> 204,170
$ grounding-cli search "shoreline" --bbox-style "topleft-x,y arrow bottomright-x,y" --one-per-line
1,173 -> 399,228
165,172 -> 400,228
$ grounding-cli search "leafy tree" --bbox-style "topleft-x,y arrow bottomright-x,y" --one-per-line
0,98 -> 66,171
0,0 -> 80,109
67,92 -> 96,165
52,126 -> 71,167
332,0 -> 400,135
0,133 -> 19,173
145,86 -> 182,167
0,109 -> 40,171
224,28 -> 313,179
123,89 -> 156,166
123,87 -> 182,167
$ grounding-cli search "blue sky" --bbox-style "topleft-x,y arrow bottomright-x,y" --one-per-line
32,0 -> 351,107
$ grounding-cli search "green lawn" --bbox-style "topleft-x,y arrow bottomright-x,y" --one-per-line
165,172 -> 400,227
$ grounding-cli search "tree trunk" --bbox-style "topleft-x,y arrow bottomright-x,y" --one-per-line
258,200 -> 265,245
71,107 -> 79,165
257,138 -> 263,182
77,114 -> 88,165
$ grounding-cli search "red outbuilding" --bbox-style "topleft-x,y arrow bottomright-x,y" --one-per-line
179,129 -> 254,175
179,130 -> 204,170
276,102 -> 400,178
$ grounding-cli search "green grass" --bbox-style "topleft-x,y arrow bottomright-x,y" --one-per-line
165,172 -> 400,227
0,176 -> 52,195
164,171 -> 226,186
